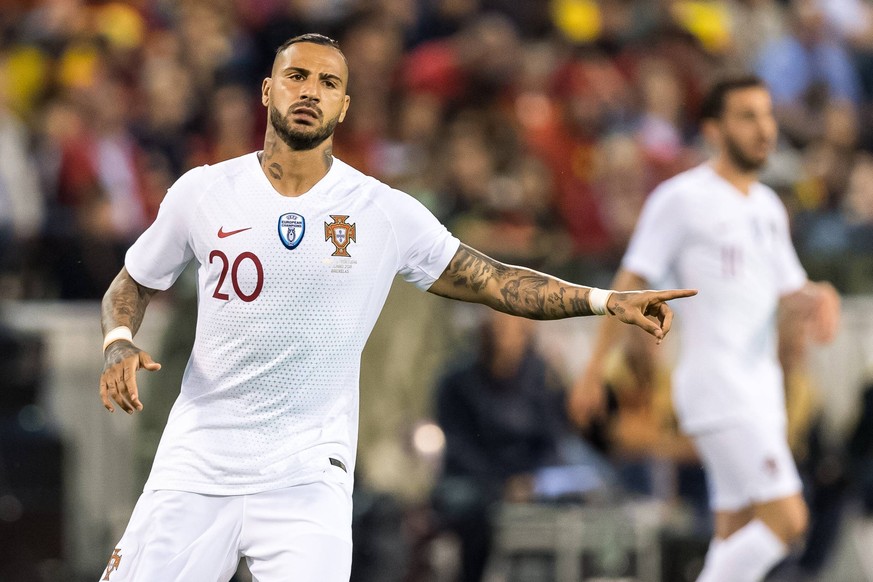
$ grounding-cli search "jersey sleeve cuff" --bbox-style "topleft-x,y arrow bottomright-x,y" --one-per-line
124,258 -> 175,291
419,236 -> 461,291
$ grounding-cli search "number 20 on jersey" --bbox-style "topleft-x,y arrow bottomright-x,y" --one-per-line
209,250 -> 264,302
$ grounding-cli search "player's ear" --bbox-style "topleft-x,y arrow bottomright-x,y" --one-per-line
338,95 -> 350,123
261,78 -> 271,108
701,118 -> 720,146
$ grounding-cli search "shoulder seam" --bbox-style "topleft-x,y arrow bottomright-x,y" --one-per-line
362,180 -> 402,265
189,162 -> 238,207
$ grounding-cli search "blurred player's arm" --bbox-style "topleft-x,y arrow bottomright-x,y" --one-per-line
428,243 -> 694,338
99,267 -> 162,414
566,268 -> 651,427
778,281 -> 840,454
778,280 -> 840,387
779,281 -> 841,348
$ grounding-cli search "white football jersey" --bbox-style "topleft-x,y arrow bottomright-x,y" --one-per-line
126,153 -> 460,494
622,164 -> 806,434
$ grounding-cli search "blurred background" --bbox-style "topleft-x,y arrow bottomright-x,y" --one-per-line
4,0 -> 873,580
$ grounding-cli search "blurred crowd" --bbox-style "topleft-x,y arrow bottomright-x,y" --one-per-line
5,1 -> 873,580
4,0 -> 873,299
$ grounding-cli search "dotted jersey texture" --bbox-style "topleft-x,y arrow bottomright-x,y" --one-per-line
126,153 -> 460,495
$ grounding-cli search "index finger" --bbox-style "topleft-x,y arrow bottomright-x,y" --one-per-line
650,288 -> 698,301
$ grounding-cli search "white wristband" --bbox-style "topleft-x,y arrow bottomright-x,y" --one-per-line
588,288 -> 614,316
103,326 -> 133,353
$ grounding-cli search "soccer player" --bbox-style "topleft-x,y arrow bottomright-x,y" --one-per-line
570,75 -> 840,582
97,34 -> 695,582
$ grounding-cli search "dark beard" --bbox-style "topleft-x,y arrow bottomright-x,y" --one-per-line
270,104 -> 339,151
724,134 -> 767,172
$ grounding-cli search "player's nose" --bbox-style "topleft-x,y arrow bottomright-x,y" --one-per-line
299,80 -> 320,102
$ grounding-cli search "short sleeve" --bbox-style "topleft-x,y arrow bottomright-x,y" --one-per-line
621,186 -> 687,285
381,188 -> 460,290
125,167 -> 203,290
771,199 -> 807,295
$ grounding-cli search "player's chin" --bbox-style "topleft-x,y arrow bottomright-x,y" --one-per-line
745,153 -> 769,170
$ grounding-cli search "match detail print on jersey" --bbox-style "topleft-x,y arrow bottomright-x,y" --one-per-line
325,215 -> 356,257
278,212 -> 306,250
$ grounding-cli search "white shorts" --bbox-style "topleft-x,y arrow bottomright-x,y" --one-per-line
693,420 -> 802,512
98,462 -> 352,582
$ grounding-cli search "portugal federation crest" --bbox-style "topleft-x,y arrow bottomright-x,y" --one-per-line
278,212 -> 305,249
324,215 -> 356,257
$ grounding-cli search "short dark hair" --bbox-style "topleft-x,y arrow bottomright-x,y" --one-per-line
699,75 -> 768,121
275,33 -> 343,59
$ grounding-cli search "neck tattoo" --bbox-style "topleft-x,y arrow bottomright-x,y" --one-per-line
268,162 -> 284,180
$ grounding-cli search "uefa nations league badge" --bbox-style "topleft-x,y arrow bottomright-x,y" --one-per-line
278,212 -> 305,249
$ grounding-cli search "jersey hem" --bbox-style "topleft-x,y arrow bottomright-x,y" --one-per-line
142,468 -> 346,497
679,411 -> 788,436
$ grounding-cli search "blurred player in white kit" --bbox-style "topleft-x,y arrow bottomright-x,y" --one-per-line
95,34 -> 696,582
571,75 -> 840,582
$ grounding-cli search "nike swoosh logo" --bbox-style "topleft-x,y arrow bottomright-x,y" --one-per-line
217,226 -> 252,238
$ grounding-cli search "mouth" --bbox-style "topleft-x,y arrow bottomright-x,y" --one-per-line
291,106 -> 320,120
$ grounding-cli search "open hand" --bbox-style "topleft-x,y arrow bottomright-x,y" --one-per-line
99,341 -> 161,414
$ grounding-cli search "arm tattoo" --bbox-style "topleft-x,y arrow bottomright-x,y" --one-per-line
431,245 -> 595,319
101,270 -> 157,336
443,244 -> 511,293
103,341 -> 141,367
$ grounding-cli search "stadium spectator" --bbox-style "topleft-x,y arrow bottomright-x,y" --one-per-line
432,309 -> 568,582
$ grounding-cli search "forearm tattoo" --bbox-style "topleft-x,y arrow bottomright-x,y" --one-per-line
432,245 -> 595,319
101,272 -> 156,336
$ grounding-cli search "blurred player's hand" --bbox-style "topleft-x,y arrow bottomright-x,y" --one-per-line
781,281 -> 841,345
809,281 -> 840,344
100,341 -> 161,414
607,288 -> 698,343
569,287 -> 696,427
568,365 -> 607,428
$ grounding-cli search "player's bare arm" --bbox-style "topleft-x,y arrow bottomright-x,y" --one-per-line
99,268 -> 162,414
428,244 -> 696,339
